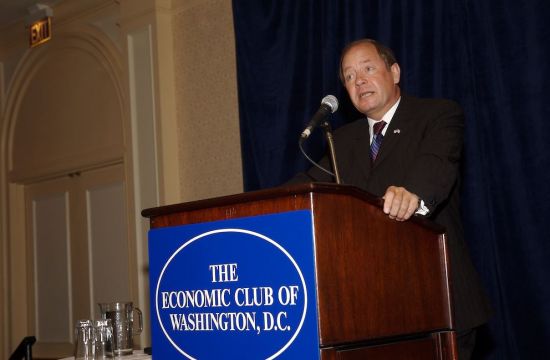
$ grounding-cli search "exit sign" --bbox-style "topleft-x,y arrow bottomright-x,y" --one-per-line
29,17 -> 52,48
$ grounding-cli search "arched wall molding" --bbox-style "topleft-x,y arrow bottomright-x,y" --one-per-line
0,22 -> 132,353
3,22 -> 127,183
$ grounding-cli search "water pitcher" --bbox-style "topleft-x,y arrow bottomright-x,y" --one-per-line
98,302 -> 143,356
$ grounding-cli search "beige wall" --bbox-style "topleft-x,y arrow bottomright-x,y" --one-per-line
0,0 -> 242,357
172,0 -> 243,201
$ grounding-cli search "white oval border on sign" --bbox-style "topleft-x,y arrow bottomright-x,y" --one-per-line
155,228 -> 309,360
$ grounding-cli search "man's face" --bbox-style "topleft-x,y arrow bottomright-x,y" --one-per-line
341,43 -> 401,120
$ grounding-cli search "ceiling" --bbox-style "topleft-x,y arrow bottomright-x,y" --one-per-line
0,0 -> 60,29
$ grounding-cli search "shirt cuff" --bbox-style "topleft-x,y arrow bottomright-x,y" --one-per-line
415,199 -> 430,216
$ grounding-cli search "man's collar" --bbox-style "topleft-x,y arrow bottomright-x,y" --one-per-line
367,97 -> 401,129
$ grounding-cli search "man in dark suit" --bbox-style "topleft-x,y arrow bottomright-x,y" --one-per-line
300,39 -> 491,359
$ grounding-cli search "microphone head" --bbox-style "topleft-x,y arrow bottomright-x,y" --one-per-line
321,95 -> 338,113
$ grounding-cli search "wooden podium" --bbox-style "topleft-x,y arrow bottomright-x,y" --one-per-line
142,183 -> 458,359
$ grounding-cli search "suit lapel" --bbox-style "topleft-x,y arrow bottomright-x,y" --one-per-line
372,96 -> 412,167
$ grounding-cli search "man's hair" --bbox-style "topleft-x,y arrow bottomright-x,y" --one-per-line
339,39 -> 398,83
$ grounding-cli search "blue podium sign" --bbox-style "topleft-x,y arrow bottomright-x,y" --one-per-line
148,210 -> 320,359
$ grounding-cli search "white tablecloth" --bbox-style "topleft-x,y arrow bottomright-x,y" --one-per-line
60,350 -> 151,359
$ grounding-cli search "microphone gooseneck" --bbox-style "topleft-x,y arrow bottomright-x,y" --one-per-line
298,95 -> 342,184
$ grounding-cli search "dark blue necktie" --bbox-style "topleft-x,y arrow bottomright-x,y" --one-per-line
370,121 -> 386,162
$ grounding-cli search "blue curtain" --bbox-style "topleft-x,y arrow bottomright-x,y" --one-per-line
232,0 -> 550,359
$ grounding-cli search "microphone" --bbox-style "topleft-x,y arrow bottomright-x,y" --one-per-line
300,95 -> 339,140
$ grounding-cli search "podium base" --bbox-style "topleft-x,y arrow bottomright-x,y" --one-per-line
321,331 -> 457,360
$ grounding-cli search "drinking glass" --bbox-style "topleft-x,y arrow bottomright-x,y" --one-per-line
74,320 -> 94,360
94,319 -> 113,359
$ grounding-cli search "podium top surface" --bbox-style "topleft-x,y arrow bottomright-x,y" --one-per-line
141,183 -> 370,216
141,183 -> 444,233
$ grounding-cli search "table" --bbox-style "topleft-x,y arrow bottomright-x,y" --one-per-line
60,350 -> 151,360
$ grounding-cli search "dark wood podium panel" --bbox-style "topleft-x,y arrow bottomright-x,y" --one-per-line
321,331 -> 457,360
310,190 -> 453,345
143,183 -> 455,352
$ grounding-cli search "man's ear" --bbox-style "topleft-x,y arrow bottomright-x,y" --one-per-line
391,63 -> 401,84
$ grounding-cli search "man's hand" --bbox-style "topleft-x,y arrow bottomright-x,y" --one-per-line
382,186 -> 419,221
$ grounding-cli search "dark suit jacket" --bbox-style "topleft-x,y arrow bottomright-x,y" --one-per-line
300,95 -> 491,331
